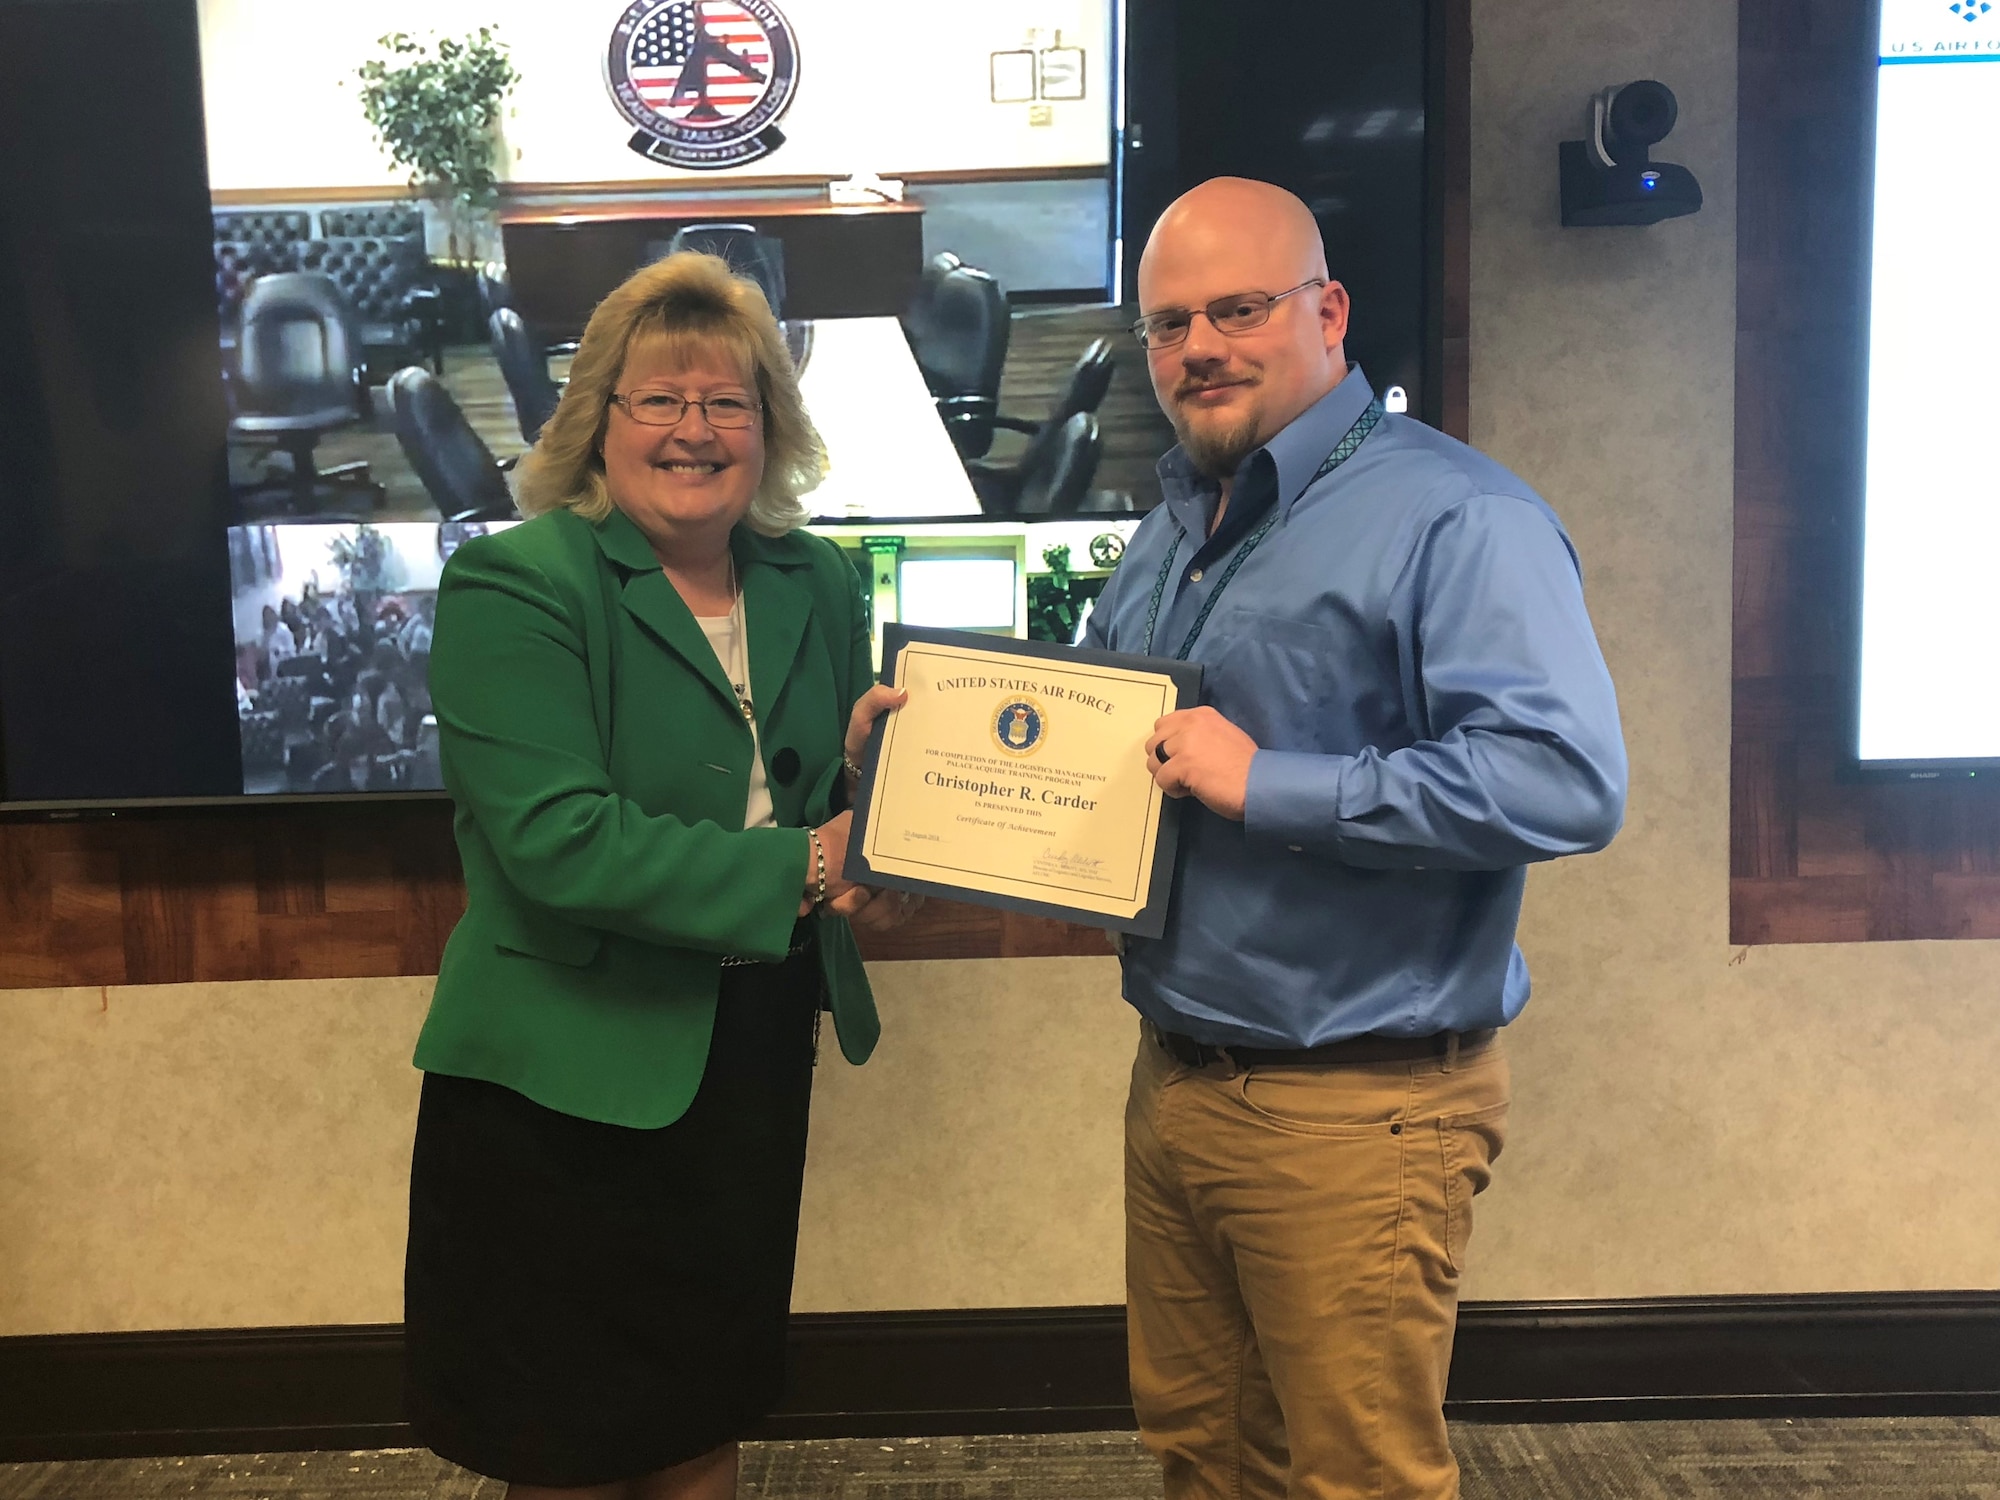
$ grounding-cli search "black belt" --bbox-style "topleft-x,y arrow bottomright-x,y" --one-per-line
1148,1020 -> 1496,1069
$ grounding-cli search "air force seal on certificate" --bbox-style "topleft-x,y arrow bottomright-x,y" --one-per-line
606,0 -> 800,170
992,698 -> 1047,757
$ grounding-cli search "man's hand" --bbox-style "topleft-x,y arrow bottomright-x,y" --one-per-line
828,884 -> 926,932
1145,707 -> 1258,822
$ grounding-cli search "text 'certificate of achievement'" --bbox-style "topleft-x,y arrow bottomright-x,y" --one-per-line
845,625 -> 1202,937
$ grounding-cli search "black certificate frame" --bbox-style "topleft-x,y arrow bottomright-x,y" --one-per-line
843,625 -> 1203,937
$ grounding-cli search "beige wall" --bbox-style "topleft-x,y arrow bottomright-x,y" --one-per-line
4,0 -> 1998,1338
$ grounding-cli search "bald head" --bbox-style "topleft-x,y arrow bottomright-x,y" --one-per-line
1139,177 -> 1329,295
1137,178 -> 1350,481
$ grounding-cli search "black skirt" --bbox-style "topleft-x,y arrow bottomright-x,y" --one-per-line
403,944 -> 821,1487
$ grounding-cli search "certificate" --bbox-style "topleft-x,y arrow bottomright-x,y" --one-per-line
845,625 -> 1202,937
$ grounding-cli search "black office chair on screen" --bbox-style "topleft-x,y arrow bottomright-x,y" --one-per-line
387,367 -> 519,524
898,251 -> 960,362
659,223 -> 788,318
979,411 -> 1101,516
297,227 -> 440,379
229,271 -> 383,516
962,336 -> 1115,488
489,309 -> 562,446
904,259 -> 1010,459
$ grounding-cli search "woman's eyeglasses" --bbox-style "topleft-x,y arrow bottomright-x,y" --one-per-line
1129,279 -> 1327,350
609,391 -> 762,428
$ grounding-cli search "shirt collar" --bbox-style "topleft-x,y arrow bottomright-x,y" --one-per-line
1154,364 -> 1377,536
1265,364 -> 1375,515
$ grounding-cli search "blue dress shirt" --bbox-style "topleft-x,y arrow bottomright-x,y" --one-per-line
1082,369 -> 1626,1048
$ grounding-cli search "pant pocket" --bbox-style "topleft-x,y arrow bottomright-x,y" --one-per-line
1439,1100 -> 1509,1276
1233,1063 -> 1413,1137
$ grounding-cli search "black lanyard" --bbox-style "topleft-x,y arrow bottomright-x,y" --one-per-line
1142,398 -> 1385,660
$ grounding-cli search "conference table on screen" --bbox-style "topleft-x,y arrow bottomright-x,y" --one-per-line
794,316 -> 982,520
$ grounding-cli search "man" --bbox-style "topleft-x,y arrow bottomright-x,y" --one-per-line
257,604 -> 295,680
397,593 -> 436,660
1083,178 -> 1626,1499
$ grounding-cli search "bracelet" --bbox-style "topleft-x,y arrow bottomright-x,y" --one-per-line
842,753 -> 865,781
807,827 -> 828,906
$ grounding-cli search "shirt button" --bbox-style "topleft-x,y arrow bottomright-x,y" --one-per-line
1288,844 -> 1303,853
1188,568 -> 1204,582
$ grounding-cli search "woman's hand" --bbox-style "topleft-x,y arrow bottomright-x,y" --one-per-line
802,810 -> 856,916
800,811 -> 924,929
828,884 -> 926,932
843,684 -> 909,780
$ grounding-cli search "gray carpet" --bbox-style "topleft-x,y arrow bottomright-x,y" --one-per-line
1456,1419 -> 2000,1499
4,1421 -> 1998,1500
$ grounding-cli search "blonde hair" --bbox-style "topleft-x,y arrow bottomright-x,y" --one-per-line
514,251 -> 826,534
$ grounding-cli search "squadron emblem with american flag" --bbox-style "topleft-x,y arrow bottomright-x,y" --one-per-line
605,0 -> 800,170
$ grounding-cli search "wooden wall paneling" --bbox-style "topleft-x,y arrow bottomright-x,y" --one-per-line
1,827 -> 116,988
852,905 -> 1117,963
0,807 -> 1115,985
0,808 -> 470,988
1731,0 -> 2000,944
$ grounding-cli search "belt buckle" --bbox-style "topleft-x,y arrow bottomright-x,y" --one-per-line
1165,1026 -> 1220,1071
1153,1022 -> 1228,1072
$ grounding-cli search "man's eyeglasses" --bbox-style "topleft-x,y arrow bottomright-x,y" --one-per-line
1129,279 -> 1328,350
609,390 -> 762,428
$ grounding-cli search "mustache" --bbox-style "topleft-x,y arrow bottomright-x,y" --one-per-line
1174,374 -> 1257,401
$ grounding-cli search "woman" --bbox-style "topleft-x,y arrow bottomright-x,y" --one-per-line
404,252 -> 915,1500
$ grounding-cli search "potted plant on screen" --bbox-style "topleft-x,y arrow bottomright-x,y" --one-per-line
353,27 -> 518,340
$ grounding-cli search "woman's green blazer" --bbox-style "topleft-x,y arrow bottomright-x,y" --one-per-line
410,505 -> 880,1128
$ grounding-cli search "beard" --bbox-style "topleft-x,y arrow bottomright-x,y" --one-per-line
1169,380 -> 1265,479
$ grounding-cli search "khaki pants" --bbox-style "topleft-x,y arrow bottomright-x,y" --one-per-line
1125,1024 -> 1510,1500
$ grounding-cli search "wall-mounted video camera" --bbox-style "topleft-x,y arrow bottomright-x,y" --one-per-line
1559,79 -> 1702,226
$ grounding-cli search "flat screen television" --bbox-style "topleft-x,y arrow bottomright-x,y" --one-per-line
1851,0 -> 2000,778
0,0 -> 1439,811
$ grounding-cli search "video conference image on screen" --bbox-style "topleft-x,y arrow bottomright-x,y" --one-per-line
201,0 -> 1118,528
230,523 -> 491,795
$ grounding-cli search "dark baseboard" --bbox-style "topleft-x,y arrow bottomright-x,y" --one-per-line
0,1323 -> 410,1463
2,1293 -> 1996,1462
1446,1293 -> 2000,1422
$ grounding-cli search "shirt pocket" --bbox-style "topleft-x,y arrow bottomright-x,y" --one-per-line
1208,611 -> 1352,750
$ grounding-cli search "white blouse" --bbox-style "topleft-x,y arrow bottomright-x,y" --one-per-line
695,599 -> 775,831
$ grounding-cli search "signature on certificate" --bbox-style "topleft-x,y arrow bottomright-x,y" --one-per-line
1032,848 -> 1111,886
